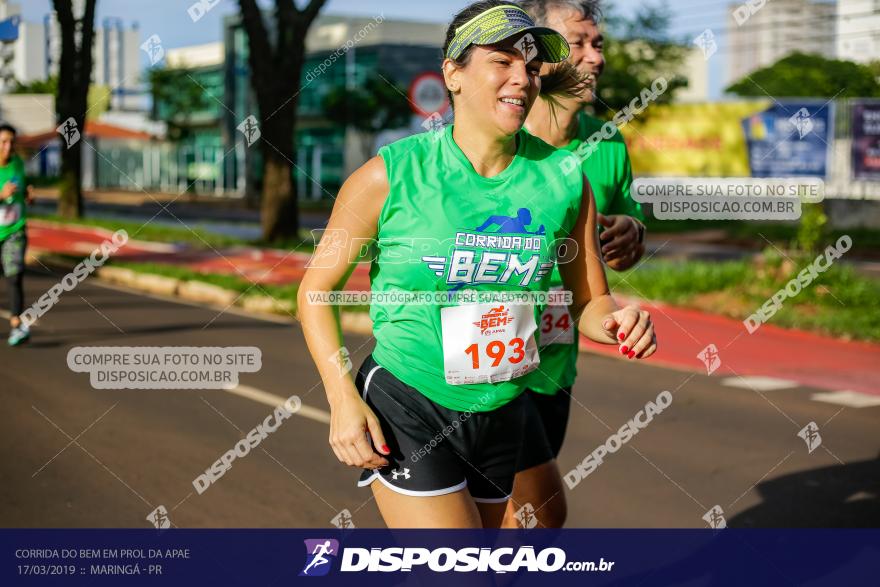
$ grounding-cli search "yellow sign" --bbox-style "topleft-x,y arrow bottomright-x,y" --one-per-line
621,101 -> 771,177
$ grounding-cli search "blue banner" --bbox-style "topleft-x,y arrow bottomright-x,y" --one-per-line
0,16 -> 20,42
742,101 -> 833,178
2,529 -> 878,585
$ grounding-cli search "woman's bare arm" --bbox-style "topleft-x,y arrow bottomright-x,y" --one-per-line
559,177 -> 657,358
298,156 -> 392,469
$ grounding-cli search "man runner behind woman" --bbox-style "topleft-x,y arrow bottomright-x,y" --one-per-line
502,0 -> 650,529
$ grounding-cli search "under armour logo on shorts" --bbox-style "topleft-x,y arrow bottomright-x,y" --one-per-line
391,468 -> 410,480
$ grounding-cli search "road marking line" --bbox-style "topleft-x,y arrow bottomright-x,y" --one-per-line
229,384 -> 331,424
811,390 -> 880,408
721,376 -> 798,391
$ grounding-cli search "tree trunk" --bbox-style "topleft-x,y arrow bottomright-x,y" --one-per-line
237,0 -> 326,243
57,140 -> 83,218
261,151 -> 297,242
258,102 -> 298,242
52,0 -> 96,219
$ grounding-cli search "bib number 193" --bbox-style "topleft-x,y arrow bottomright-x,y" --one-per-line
464,337 -> 525,369
441,303 -> 539,385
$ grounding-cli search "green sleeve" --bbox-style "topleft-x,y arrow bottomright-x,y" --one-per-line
606,146 -> 644,222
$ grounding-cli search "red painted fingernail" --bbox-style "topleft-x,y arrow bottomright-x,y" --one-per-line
382,444 -> 390,454
621,346 -> 629,354
618,332 -> 626,341
628,351 -> 635,359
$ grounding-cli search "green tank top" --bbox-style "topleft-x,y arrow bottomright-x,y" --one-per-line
0,155 -> 27,241
370,125 -> 583,412
525,113 -> 644,395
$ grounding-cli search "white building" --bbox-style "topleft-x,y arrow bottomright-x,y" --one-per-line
0,0 -> 143,109
726,0 -> 836,86
837,0 -> 880,63
675,47 -> 710,102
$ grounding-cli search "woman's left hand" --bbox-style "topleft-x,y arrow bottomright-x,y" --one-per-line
601,304 -> 657,360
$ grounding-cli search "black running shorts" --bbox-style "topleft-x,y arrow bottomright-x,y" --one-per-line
355,354 -> 527,502
515,387 -> 572,472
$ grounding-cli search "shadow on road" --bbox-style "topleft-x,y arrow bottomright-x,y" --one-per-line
728,453 -> 880,527
597,455 -> 880,586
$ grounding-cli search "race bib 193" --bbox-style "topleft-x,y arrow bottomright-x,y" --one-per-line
440,302 -> 539,385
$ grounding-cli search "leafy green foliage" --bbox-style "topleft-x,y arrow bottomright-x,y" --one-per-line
322,72 -> 411,136
10,76 -> 58,94
595,2 -> 689,118
148,67 -> 213,141
726,52 -> 880,98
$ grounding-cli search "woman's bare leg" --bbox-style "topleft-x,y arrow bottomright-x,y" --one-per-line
501,460 -> 567,528
370,480 -> 484,528
475,500 -> 508,528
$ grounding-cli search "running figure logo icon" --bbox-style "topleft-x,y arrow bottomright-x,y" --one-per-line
391,468 -> 411,480
514,502 -> 538,529
146,505 -> 171,529
514,33 -> 538,63
140,34 -> 165,65
330,509 -> 356,529
300,539 -> 339,577
702,505 -> 727,529
237,115 -> 261,146
692,29 -> 717,60
798,421 -> 822,453
56,118 -> 80,149
789,108 -> 814,139
475,207 -> 545,235
473,305 -> 514,335
697,344 -> 721,375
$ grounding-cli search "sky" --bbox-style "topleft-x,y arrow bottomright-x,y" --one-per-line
20,0 -> 732,97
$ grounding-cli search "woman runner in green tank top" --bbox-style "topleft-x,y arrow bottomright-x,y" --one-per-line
299,0 -> 657,529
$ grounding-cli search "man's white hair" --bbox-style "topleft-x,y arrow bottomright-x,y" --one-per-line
519,0 -> 603,26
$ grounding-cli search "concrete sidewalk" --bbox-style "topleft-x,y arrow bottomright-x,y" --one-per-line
23,219 -> 880,400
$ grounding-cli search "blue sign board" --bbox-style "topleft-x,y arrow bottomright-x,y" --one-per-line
742,100 -> 833,178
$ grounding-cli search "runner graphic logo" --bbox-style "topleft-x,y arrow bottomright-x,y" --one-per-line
330,509 -> 356,529
146,505 -> 171,529
300,539 -> 339,577
697,344 -> 721,375
789,108 -> 814,139
473,305 -> 514,335
798,421 -> 822,453
514,502 -> 538,529
703,505 -> 727,529
515,33 -> 538,63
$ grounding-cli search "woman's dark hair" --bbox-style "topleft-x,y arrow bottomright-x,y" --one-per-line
539,60 -> 591,121
0,123 -> 17,137
442,0 -> 519,106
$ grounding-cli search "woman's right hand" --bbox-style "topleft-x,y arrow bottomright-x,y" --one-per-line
329,388 -> 390,469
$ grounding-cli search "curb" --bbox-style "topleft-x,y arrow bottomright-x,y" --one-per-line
25,252 -> 374,334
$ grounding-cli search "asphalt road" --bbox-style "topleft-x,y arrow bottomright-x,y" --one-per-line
1,267 -> 878,529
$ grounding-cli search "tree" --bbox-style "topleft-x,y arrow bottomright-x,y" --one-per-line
726,52 -> 880,98
595,2 -> 689,119
322,73 -> 411,162
238,0 -> 327,243
148,67 -> 212,142
52,0 -> 97,219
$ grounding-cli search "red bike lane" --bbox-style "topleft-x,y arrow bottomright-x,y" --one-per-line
26,220 -> 880,398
